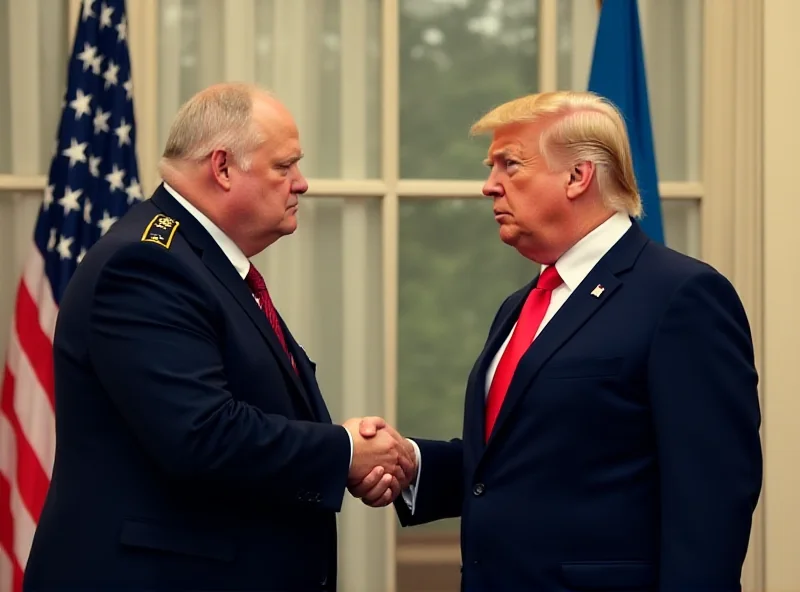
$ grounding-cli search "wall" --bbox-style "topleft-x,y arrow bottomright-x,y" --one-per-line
763,0 -> 800,589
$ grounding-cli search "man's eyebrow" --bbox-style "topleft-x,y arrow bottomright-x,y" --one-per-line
278,152 -> 304,165
483,149 -> 514,166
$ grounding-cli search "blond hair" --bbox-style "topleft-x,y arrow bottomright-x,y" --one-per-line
471,91 -> 642,218
159,82 -> 267,174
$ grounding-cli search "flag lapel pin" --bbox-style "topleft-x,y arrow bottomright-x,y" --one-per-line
590,284 -> 605,298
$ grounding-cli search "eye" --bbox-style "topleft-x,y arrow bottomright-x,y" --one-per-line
504,159 -> 519,170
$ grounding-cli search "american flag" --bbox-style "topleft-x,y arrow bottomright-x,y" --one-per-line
0,1 -> 141,589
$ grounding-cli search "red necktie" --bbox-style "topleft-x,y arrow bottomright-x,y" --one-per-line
484,265 -> 563,442
245,264 -> 297,373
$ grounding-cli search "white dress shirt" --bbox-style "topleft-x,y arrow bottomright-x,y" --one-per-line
403,211 -> 632,513
162,182 -> 354,467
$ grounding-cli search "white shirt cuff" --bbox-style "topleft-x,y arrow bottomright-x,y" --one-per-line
346,428 -> 354,469
401,439 -> 422,515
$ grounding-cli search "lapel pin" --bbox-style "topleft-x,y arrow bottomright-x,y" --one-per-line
590,284 -> 605,298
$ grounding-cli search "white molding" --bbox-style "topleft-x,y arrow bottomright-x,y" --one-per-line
381,2 -> 400,591
539,0 -> 558,92
568,0 -> 598,91
763,0 -> 800,589
0,177 -> 50,192
127,0 -> 159,196
0,175 -> 704,201
335,1 -> 392,590
703,0 -> 764,590
396,179 -> 703,200
156,0 -> 182,169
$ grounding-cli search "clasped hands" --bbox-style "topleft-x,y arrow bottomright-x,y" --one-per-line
342,417 -> 416,507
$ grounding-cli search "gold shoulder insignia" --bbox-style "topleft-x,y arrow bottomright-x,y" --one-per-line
141,214 -> 180,248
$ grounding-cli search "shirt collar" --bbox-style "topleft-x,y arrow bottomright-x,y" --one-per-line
547,211 -> 632,291
162,182 -> 251,280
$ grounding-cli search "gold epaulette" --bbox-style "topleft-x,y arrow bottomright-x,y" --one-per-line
141,214 -> 179,248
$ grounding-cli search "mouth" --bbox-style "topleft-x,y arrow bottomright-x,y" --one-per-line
494,211 -> 510,220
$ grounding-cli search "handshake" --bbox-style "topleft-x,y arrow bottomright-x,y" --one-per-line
341,417 -> 417,507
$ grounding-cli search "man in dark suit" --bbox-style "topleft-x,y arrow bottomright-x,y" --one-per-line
23,82 -> 410,591
352,91 -> 763,591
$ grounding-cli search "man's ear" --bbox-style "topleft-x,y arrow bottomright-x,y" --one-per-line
566,161 -> 594,199
210,149 -> 232,190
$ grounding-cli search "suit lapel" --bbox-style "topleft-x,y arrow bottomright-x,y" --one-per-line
284,331 -> 332,423
483,222 -> 649,451
463,285 -> 532,459
150,186 -> 317,419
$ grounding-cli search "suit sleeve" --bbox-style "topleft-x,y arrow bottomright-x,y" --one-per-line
87,242 -> 351,512
395,438 -> 463,526
648,269 -> 762,591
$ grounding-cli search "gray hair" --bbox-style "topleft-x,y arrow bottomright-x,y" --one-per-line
159,82 -> 267,173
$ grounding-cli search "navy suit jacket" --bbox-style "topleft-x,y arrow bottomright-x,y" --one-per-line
396,223 -> 762,592
24,186 -> 351,591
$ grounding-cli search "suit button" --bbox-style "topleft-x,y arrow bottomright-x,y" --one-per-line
473,483 -> 485,496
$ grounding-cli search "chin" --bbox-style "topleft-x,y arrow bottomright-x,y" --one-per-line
281,216 -> 298,235
498,225 -> 519,247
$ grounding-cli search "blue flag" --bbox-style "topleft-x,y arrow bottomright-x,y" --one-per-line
36,0 -> 142,303
588,0 -> 664,243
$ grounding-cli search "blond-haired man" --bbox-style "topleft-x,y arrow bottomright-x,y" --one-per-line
355,91 -> 763,591
24,83 -> 411,592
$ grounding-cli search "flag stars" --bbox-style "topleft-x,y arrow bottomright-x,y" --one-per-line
103,60 -> 119,89
47,228 -> 57,252
62,138 -> 88,168
89,155 -> 102,178
125,179 -> 143,204
123,77 -> 133,101
82,0 -> 95,21
76,43 -> 98,72
116,15 -> 127,42
90,53 -> 103,75
77,247 -> 88,265
115,118 -> 132,146
83,198 -> 93,224
69,89 -> 92,120
97,211 -> 118,236
99,2 -> 114,29
93,108 -> 110,134
75,43 -> 103,75
56,235 -> 75,260
59,187 -> 83,216
105,164 -> 126,192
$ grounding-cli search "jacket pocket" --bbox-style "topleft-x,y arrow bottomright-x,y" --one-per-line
560,560 -> 655,591
119,519 -> 235,563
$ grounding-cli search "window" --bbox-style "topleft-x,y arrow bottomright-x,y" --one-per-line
399,0 -> 539,180
396,1 -> 703,590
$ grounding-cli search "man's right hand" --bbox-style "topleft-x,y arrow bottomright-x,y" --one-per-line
343,416 -> 401,484
341,417 -> 416,507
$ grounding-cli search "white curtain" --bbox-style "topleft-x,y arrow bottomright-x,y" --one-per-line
0,0 -> 69,365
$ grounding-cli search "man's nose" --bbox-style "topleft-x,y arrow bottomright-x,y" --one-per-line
482,180 -> 504,198
294,175 -> 309,195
